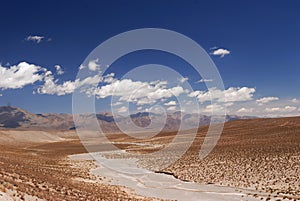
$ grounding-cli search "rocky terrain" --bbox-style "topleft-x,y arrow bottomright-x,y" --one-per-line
0,133 -> 163,201
81,117 -> 300,201
162,117 -> 300,201
0,106 -> 299,200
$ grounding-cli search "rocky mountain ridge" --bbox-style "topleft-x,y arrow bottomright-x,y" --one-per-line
0,106 -> 256,131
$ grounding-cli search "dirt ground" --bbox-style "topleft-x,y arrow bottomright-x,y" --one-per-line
0,116 -> 299,201
0,138 -> 162,201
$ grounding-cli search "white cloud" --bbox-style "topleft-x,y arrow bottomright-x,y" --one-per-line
237,107 -> 254,114
225,102 -> 234,107
103,73 -> 116,83
118,106 -> 128,113
54,65 -> 64,75
164,100 -> 177,106
291,98 -> 299,103
202,104 -> 225,114
210,48 -> 230,58
0,62 -> 45,90
169,86 -> 187,96
189,87 -> 255,103
167,106 -> 177,111
0,94 -> 2,97
224,87 -> 255,102
88,59 -> 100,71
36,70 -> 118,96
265,106 -> 297,113
111,101 -> 123,106
94,79 -> 186,105
178,77 -> 188,83
37,73 -> 101,96
265,107 -> 280,112
145,106 -> 165,114
196,78 -> 213,83
256,96 -> 279,105
3,60 -> 299,118
37,71 -> 186,102
79,65 -> 85,70
25,35 -> 45,43
37,73 -> 75,96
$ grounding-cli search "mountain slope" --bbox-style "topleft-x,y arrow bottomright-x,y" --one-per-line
0,106 -> 74,130
0,106 -> 256,131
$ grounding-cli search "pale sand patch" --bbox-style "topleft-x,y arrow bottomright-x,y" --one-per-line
69,152 -> 262,201
0,192 -> 13,201
0,130 -> 67,144
0,189 -> 45,201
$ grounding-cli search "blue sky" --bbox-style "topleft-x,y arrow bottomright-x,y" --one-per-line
0,0 -> 299,116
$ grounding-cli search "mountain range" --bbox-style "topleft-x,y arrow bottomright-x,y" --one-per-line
0,106 -> 256,131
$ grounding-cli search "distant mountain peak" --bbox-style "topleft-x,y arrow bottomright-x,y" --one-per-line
0,106 -> 257,131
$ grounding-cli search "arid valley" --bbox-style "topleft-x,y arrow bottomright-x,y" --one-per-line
0,107 -> 299,201
1,1 -> 300,200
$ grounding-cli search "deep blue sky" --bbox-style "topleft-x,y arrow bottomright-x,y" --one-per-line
0,0 -> 299,114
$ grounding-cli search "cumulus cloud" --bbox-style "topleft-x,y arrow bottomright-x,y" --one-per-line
103,73 -> 116,83
25,35 -> 47,43
111,101 -> 123,106
265,106 -> 297,113
164,100 -> 177,106
79,64 -> 85,70
36,70 -> 186,102
189,87 -> 255,103
291,98 -> 299,103
225,102 -> 234,107
118,106 -> 128,113
256,96 -> 279,105
202,104 -> 225,114
37,73 -> 75,96
196,78 -> 213,83
237,107 -> 254,114
88,59 -> 100,71
54,65 -> 64,75
94,79 -> 186,105
210,48 -> 230,58
3,60 -> 299,118
0,62 -> 45,90
178,77 -> 189,83
36,71 -> 117,96
167,106 -> 177,111
145,106 -> 165,114
37,73 -> 102,96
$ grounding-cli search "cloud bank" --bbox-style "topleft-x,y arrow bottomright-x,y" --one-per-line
0,61 -> 299,117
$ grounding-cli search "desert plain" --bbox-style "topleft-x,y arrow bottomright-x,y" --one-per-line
0,116 -> 299,201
